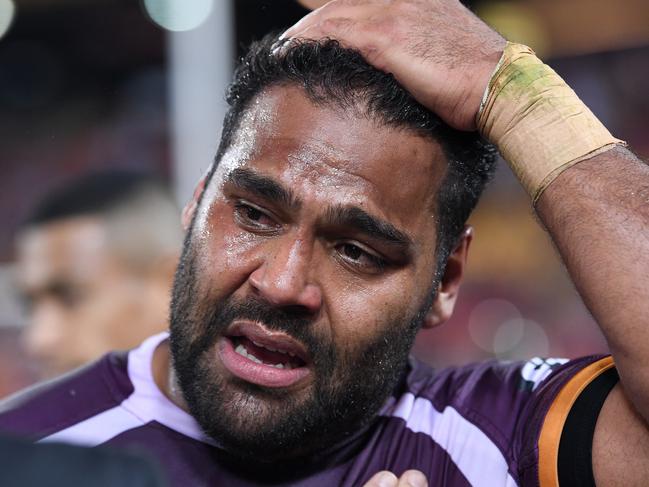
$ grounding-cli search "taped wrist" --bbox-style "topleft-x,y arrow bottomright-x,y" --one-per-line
476,42 -> 625,203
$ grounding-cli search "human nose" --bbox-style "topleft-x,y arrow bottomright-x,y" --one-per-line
248,236 -> 322,313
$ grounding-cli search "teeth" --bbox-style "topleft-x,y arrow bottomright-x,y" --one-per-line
235,342 -> 293,369
234,343 -> 262,364
247,354 -> 262,364
252,340 -> 278,353
251,339 -> 289,355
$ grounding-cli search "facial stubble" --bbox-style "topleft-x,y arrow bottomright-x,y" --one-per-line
169,232 -> 435,464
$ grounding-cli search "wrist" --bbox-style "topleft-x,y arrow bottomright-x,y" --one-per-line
476,42 -> 624,203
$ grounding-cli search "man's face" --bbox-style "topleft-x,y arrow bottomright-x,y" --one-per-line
170,86 -> 449,461
17,217 -> 165,377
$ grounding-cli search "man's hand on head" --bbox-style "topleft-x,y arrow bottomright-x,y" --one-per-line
281,0 -> 506,131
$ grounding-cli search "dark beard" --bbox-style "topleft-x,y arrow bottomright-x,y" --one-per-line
169,237 -> 433,464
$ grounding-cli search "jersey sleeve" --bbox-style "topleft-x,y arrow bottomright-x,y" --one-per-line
516,355 -> 618,487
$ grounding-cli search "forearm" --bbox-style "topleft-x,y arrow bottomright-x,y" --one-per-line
472,40 -> 649,418
536,145 -> 649,418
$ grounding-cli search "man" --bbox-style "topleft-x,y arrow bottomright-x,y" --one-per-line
16,170 -> 182,377
2,1 -> 648,486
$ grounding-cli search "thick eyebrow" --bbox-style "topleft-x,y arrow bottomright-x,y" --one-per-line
224,168 -> 301,210
322,205 -> 414,253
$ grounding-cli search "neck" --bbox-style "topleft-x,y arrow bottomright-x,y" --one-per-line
151,339 -> 190,412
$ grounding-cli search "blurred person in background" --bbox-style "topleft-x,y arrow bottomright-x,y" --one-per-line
15,170 -> 182,378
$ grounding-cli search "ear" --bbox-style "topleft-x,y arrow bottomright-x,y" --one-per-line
422,226 -> 473,329
181,176 -> 207,231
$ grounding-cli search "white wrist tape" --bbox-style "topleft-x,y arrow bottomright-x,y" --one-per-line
477,42 -> 625,203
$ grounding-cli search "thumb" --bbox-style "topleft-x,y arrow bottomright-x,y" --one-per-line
363,470 -> 399,487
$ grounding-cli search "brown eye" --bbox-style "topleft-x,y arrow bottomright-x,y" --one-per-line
341,243 -> 363,261
244,206 -> 264,222
335,242 -> 387,273
233,201 -> 278,231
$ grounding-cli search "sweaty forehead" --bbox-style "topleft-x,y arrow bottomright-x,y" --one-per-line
215,85 -> 448,221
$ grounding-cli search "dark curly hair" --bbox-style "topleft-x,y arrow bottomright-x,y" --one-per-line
206,34 -> 497,276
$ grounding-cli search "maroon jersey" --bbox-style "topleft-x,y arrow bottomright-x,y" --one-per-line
0,333 -> 616,486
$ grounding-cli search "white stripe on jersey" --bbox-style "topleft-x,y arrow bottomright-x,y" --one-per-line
38,405 -> 143,446
39,332 -> 215,447
386,393 -> 518,487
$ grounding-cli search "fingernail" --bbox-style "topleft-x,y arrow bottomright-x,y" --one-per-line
375,472 -> 398,487
403,471 -> 428,487
270,39 -> 285,56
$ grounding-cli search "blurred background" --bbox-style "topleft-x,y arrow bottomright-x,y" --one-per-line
0,0 -> 647,396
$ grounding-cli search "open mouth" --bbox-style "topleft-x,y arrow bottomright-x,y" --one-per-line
216,322 -> 311,388
231,336 -> 307,370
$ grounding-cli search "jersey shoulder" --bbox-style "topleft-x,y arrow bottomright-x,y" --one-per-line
405,356 -> 568,423
394,355 -> 612,486
521,355 -> 617,487
0,351 -> 133,440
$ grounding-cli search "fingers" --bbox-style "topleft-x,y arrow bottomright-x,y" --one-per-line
278,3 -> 390,67
288,16 -> 356,41
278,0 -> 504,129
363,471 -> 399,487
297,0 -> 372,12
398,470 -> 428,487
362,470 -> 428,487
281,1 -> 378,40
296,0 -> 330,10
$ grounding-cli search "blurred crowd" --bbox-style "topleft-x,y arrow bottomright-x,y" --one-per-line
0,0 -> 647,397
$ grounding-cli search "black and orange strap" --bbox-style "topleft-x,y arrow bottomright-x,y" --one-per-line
538,356 -> 619,487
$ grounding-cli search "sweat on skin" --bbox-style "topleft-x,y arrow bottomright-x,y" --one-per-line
158,84 -> 470,461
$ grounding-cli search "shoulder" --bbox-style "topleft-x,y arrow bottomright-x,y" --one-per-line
403,356 -> 568,416
530,355 -> 618,487
375,358 -> 553,487
0,351 -> 133,440
385,355 -> 613,486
